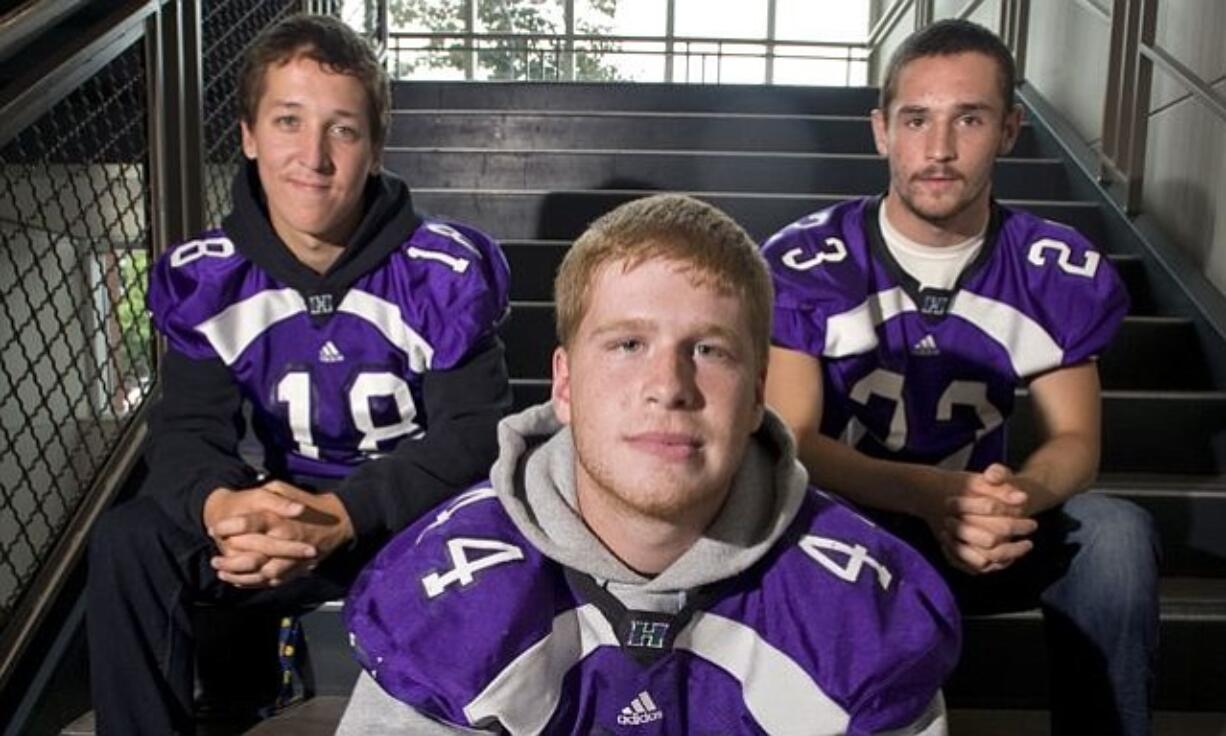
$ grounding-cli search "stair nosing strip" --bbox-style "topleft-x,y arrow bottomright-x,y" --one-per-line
387,145 -> 1061,163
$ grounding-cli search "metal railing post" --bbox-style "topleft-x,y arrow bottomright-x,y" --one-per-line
563,0 -> 575,81
179,0 -> 205,240
1122,0 -> 1157,213
765,0 -> 777,84
463,0 -> 476,80
1101,0 -> 1156,214
665,0 -> 676,83
999,0 -> 1030,83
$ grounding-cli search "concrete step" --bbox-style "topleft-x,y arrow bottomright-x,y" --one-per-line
948,709 -> 1226,736
388,110 -> 1044,158
508,378 -> 1226,476
1009,390 -> 1226,475
500,240 -> 1156,314
951,577 -> 1226,711
413,189 -> 1108,247
389,149 -> 1071,200
498,303 -> 1215,391
62,699 -> 1226,735
281,579 -> 1226,721
393,80 -> 882,115
1097,475 -> 1226,578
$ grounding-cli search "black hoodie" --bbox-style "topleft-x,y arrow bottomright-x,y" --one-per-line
144,163 -> 511,553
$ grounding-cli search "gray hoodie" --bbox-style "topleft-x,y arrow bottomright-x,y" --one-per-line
336,404 -> 952,735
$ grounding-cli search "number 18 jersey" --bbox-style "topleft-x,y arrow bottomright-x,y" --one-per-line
762,197 -> 1127,471
147,219 -> 509,480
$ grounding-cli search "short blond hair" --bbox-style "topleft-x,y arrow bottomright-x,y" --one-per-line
554,194 -> 773,365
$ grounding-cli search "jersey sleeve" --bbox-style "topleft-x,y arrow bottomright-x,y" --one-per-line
760,205 -> 872,359
146,234 -> 242,361
786,490 -> 961,735
344,486 -> 560,729
401,220 -> 511,371
1018,220 -> 1130,368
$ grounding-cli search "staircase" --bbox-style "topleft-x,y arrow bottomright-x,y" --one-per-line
379,80 -> 1226,728
59,80 -> 1226,735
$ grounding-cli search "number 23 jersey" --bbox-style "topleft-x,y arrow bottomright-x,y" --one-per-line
763,197 -> 1128,471
147,218 -> 509,480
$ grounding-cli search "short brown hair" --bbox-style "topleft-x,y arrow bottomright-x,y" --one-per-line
555,194 -> 773,366
879,18 -> 1016,115
238,14 -> 391,150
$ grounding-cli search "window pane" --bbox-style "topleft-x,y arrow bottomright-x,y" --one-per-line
476,0 -> 565,33
676,0 -> 767,39
775,0 -> 871,43
579,0 -> 663,36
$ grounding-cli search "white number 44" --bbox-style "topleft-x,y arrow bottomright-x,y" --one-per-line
799,535 -> 893,591
421,538 -> 524,598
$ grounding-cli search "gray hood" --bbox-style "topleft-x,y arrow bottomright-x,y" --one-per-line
489,402 -> 809,594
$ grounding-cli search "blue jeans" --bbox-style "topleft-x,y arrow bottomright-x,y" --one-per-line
874,493 -> 1160,736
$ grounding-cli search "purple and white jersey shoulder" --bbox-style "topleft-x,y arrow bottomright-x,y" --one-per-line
762,197 -> 1128,471
345,485 -> 960,735
147,220 -> 510,479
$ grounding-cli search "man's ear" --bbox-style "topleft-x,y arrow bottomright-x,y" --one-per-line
870,108 -> 889,157
999,103 -> 1024,156
240,121 -> 258,160
551,346 -> 572,425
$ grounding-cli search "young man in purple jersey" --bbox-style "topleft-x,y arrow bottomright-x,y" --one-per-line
86,14 -> 511,734
762,19 -> 1159,736
335,194 -> 960,735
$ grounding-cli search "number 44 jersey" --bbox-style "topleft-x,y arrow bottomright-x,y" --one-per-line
763,197 -> 1128,472
148,217 -> 509,481
341,406 -> 961,735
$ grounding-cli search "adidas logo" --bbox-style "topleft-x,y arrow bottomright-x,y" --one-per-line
617,690 -> 663,726
318,341 -> 345,363
912,334 -> 940,356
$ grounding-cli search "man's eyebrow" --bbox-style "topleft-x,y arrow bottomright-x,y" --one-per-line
695,323 -> 742,344
588,318 -> 655,338
264,99 -> 362,118
895,101 -> 996,115
588,319 -> 742,344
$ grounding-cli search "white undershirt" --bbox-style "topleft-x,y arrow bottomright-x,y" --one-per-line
878,206 -> 985,290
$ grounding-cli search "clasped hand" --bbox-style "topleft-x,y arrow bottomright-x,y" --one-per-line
203,481 -> 352,589
929,463 -> 1041,575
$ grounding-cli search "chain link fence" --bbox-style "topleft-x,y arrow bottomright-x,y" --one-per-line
0,0 -> 370,647
201,0 -> 303,227
0,40 -> 152,629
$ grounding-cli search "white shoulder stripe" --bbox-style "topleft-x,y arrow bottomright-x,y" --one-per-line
824,286 -> 916,358
195,288 -> 306,365
949,292 -> 1063,376
337,289 -> 434,373
675,611 -> 850,735
464,604 -> 617,734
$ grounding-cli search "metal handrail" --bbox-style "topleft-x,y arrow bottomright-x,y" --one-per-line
0,0 -> 166,702
0,0 -> 160,148
0,0 -> 95,64
1072,0 -> 1112,23
1141,42 -> 1226,124
954,0 -> 990,20
866,0 -> 914,49
388,30 -> 872,51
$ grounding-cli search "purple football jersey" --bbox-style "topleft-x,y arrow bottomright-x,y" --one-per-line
147,220 -> 509,479
763,197 -> 1128,471
345,486 -> 960,735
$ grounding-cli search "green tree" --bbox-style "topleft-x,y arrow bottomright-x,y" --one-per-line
390,0 -> 621,81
